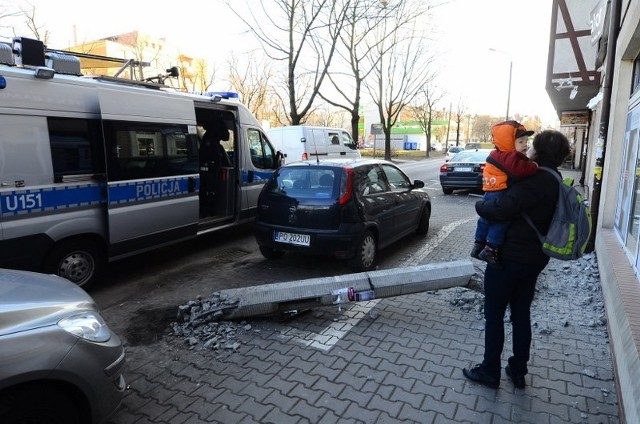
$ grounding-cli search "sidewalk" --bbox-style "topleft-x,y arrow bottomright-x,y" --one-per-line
106,210 -> 618,423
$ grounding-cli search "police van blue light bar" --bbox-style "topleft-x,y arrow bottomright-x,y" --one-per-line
204,91 -> 239,100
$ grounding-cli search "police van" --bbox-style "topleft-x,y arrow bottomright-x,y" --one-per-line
0,37 -> 282,287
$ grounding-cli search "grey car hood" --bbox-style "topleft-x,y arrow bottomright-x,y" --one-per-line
0,269 -> 96,336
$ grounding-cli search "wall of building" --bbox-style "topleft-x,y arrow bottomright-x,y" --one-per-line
591,2 -> 640,420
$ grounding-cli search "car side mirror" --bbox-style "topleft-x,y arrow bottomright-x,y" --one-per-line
412,180 -> 425,189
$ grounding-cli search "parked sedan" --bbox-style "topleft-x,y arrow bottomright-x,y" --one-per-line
439,149 -> 492,194
0,269 -> 126,424
254,158 -> 431,271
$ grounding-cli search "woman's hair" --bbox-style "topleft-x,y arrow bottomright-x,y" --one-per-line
532,130 -> 571,166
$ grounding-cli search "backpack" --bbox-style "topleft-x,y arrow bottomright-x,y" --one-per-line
522,167 -> 592,260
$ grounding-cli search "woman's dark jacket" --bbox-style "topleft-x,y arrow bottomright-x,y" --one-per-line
475,160 -> 560,265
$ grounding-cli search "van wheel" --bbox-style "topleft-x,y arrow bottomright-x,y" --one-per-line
349,230 -> 376,272
442,188 -> 453,195
43,239 -> 103,289
416,205 -> 431,235
259,246 -> 286,260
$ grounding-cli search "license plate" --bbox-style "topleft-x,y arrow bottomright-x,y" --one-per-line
274,231 -> 311,246
455,167 -> 473,172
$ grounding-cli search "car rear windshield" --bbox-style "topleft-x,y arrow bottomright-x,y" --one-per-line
450,150 -> 490,162
267,167 -> 339,199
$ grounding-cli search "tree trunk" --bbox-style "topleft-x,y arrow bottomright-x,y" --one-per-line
384,128 -> 392,161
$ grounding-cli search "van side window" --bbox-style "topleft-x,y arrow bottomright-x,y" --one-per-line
48,117 -> 104,180
248,128 -> 276,170
329,132 -> 340,145
103,121 -> 198,181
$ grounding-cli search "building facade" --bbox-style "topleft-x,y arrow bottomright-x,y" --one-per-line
546,1 -> 640,421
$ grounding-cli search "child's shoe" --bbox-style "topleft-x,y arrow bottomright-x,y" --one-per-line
478,245 -> 501,267
470,242 -> 484,259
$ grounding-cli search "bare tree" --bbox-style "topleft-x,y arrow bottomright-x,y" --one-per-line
0,4 -> 21,40
471,115 -> 496,143
224,0 -> 348,125
123,32 -> 162,81
18,2 -> 47,44
319,0 -> 392,142
305,104 -> 349,127
365,1 -> 436,160
226,53 -> 278,122
454,99 -> 467,146
520,115 -> 543,132
1,2 -> 45,43
178,56 -> 215,93
409,82 -> 444,158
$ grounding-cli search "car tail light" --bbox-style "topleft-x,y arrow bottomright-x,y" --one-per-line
439,163 -> 449,172
302,152 -> 308,160
339,167 -> 353,204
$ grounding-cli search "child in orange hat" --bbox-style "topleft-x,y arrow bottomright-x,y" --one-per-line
471,120 -> 538,266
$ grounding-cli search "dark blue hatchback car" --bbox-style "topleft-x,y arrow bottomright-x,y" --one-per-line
254,158 -> 431,271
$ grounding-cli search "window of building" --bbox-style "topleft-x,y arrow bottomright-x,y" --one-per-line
615,105 -> 640,270
632,55 -> 640,97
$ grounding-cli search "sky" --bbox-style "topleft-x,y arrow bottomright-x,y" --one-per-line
2,0 -> 559,125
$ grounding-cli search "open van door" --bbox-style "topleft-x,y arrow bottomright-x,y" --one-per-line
98,87 -> 200,254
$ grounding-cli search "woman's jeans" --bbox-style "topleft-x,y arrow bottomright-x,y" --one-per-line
481,258 -> 547,377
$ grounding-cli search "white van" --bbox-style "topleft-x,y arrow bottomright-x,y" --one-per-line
266,125 -> 360,163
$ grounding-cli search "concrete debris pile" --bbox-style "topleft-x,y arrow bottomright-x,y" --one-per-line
447,253 -> 607,333
448,288 -> 484,313
170,292 -> 254,351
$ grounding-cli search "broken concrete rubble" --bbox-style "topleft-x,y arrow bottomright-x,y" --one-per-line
169,260 -> 474,350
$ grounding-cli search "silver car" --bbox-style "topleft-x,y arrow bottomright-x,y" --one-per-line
0,269 -> 126,424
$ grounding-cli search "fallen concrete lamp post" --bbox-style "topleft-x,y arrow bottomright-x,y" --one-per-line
181,260 -> 475,322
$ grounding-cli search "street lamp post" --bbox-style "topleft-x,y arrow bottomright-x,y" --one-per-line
489,48 -> 512,121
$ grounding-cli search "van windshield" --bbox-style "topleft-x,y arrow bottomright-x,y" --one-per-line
341,132 -> 358,150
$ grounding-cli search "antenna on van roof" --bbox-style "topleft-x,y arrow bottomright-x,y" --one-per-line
309,136 -> 319,165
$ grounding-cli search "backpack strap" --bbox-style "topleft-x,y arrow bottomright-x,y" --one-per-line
537,166 -> 562,183
522,167 -> 561,238
486,154 -> 517,181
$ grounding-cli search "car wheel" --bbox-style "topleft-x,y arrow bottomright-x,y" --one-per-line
43,239 -> 103,288
349,230 -> 377,272
0,384 -> 83,424
442,187 -> 453,195
416,205 -> 431,235
259,245 -> 286,260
